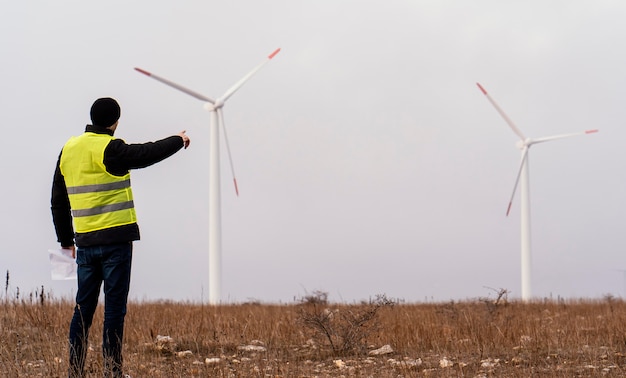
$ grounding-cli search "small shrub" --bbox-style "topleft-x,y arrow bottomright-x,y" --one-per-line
297,294 -> 395,355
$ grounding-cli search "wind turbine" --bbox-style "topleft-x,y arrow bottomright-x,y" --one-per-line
135,48 -> 281,304
476,83 -> 598,302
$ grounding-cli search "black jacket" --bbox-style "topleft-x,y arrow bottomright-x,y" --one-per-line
51,125 -> 184,247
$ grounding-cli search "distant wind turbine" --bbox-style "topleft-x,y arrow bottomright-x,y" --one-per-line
135,48 -> 281,304
476,83 -> 598,302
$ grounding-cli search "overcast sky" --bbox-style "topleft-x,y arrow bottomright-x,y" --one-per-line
2,1 -> 625,303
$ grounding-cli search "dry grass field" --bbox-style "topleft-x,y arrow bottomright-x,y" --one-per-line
2,285 -> 626,377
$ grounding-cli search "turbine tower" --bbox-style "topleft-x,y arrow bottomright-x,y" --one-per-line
476,83 -> 597,302
135,48 -> 280,304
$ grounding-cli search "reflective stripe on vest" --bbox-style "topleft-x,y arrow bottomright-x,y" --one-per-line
66,178 -> 131,195
60,132 -> 137,233
71,200 -> 135,217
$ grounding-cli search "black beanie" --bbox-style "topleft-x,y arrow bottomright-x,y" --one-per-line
90,98 -> 121,128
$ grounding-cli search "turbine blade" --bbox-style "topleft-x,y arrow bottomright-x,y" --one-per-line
530,129 -> 599,144
217,108 -> 239,196
134,67 -> 215,104
476,83 -> 526,141
507,146 -> 529,216
219,48 -> 281,103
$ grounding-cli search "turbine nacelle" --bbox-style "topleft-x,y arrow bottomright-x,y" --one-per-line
203,101 -> 224,112
516,139 -> 533,150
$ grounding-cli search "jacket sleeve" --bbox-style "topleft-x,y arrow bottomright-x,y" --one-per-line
50,153 -> 75,247
104,135 -> 185,176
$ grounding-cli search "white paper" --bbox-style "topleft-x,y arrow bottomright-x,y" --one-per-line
49,249 -> 77,280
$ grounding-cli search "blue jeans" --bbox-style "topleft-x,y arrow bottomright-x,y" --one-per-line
69,242 -> 132,378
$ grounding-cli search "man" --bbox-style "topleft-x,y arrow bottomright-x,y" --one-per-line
51,97 -> 190,377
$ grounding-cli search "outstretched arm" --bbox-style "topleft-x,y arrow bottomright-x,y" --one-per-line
104,132 -> 190,175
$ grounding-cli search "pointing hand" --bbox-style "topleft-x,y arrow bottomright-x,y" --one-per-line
178,130 -> 190,149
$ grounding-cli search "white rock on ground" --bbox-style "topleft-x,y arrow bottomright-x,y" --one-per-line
440,357 -> 454,368
368,344 -> 393,356
237,345 -> 267,352
333,359 -> 346,369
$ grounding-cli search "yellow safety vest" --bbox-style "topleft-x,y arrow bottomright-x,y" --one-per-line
60,132 -> 137,233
